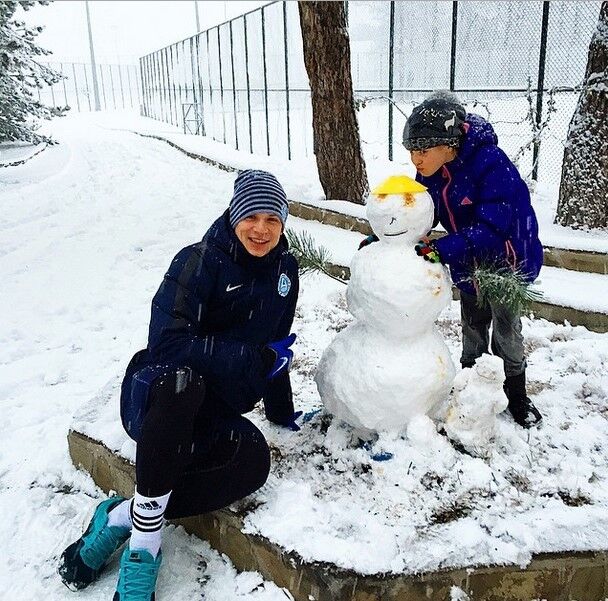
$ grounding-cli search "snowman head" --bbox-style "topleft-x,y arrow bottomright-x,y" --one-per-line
366,176 -> 434,245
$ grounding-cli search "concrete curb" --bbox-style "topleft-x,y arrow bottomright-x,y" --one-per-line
68,429 -> 608,601
323,261 -> 608,334
0,143 -> 48,168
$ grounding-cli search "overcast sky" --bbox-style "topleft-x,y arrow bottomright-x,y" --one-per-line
20,1 -> 267,65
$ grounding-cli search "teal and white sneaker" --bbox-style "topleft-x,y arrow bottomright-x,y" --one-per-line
58,496 -> 130,591
113,547 -> 162,601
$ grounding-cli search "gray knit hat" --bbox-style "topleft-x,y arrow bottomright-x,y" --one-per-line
402,93 -> 466,151
229,169 -> 289,229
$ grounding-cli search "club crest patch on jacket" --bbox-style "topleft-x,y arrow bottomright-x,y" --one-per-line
278,273 -> 291,297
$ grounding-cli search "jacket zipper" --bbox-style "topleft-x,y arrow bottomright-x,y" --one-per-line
442,165 -> 458,232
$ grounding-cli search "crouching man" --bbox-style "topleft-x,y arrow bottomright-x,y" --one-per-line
59,169 -> 301,600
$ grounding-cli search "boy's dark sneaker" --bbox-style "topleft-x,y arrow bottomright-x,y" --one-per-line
113,547 -> 162,601
58,496 -> 130,591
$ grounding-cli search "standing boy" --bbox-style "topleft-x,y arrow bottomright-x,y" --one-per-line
362,92 -> 543,428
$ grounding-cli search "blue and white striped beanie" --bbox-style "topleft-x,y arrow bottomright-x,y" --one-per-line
229,169 -> 289,229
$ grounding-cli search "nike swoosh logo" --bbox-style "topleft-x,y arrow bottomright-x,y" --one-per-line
226,284 -> 243,292
272,356 -> 289,377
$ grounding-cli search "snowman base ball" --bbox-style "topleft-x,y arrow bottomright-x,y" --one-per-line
316,322 -> 454,432
315,175 -> 456,434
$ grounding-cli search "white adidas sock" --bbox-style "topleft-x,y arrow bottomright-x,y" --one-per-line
107,498 -> 132,529
128,491 -> 172,558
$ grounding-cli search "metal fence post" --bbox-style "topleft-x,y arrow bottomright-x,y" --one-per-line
450,1 -> 458,91
118,64 -> 125,108
60,63 -> 69,105
533,1 -> 550,181
282,1 -> 291,160
170,45 -> 179,126
161,49 -> 168,123
206,30 -> 215,140
83,63 -> 92,111
154,52 -> 163,121
126,60 -> 135,109
139,58 -> 146,115
98,65 -> 107,109
189,37 -> 197,131
108,65 -> 117,109
71,63 -> 81,111
217,26 -> 227,144
261,6 -> 270,156
229,20 -> 239,149
195,34 -> 206,136
388,1 -> 395,161
244,14 -> 253,154
163,48 -> 171,124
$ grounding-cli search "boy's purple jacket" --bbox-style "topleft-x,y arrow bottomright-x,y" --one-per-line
416,114 -> 543,296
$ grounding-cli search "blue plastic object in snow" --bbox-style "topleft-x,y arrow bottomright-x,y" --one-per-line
302,408 -> 322,423
370,451 -> 394,462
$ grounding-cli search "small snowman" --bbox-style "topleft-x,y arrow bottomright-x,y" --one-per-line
444,354 -> 508,458
315,175 -> 456,433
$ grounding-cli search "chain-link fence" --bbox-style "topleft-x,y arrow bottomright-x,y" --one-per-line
40,62 -> 141,112
139,1 -> 603,188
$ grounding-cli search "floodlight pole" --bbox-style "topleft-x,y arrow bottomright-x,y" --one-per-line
194,1 -> 201,32
85,0 -> 101,111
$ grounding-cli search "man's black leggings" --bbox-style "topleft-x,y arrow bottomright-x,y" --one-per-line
135,368 -> 271,520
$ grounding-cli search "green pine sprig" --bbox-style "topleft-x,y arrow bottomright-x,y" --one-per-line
285,228 -> 347,285
468,263 -> 543,314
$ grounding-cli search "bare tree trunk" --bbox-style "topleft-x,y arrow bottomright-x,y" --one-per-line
298,1 -> 368,204
555,1 -> 608,230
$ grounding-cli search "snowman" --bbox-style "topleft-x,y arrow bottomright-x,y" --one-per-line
444,354 -> 508,458
315,175 -> 456,433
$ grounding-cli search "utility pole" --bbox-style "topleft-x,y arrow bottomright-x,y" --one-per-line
194,0 -> 201,32
85,0 -> 101,111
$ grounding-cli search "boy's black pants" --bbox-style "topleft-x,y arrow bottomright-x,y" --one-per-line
459,290 -> 526,378
135,369 -> 271,519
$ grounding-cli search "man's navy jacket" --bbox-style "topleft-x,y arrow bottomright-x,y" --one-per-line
417,114 -> 543,296
123,210 -> 299,424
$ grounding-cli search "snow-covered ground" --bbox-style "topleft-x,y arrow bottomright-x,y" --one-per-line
2,113 -> 608,599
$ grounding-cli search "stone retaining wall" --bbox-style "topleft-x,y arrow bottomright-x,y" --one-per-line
325,262 -> 608,334
68,429 -> 608,601
290,201 -> 608,276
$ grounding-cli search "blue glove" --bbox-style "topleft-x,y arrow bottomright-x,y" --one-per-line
358,234 -> 379,250
273,410 -> 303,431
264,333 -> 296,379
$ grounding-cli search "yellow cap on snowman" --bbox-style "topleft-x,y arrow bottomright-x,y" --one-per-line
372,175 -> 427,196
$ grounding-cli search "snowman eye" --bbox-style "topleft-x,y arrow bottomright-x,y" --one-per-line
403,193 -> 415,207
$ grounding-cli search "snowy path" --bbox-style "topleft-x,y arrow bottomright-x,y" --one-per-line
0,116 -> 290,599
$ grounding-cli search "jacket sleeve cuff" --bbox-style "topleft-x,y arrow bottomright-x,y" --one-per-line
263,372 -> 294,424
434,234 -> 469,265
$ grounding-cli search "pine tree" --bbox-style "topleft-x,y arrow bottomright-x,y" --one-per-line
0,0 -> 67,145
